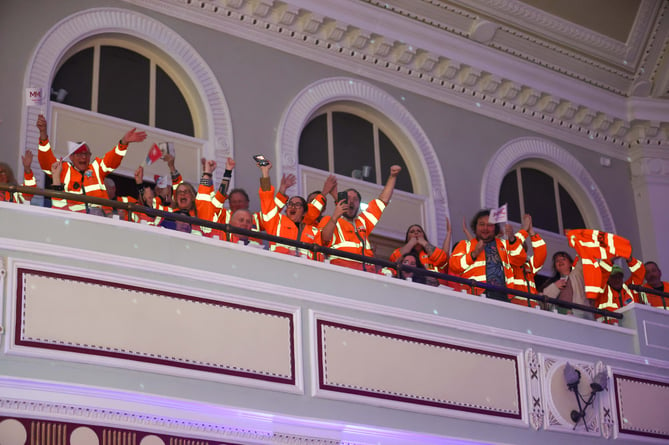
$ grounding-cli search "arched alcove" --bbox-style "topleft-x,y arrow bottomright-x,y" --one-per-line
276,77 -> 448,240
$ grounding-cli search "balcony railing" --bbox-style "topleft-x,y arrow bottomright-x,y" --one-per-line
2,184 -> 652,321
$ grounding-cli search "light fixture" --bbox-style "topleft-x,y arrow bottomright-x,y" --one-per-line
563,362 -> 608,431
51,88 -> 68,103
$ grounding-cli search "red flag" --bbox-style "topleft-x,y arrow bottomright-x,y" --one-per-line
145,143 -> 162,166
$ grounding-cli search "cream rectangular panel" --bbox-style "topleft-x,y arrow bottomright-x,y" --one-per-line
13,266 -> 297,388
312,315 -> 523,422
614,374 -> 669,440
51,104 -> 205,184
301,165 -> 427,241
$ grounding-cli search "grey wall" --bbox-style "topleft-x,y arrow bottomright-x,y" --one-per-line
0,0 -> 642,254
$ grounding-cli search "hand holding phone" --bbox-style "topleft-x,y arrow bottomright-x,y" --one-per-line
253,155 -> 269,166
337,191 -> 348,204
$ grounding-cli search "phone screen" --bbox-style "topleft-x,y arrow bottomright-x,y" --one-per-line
253,155 -> 269,166
337,191 -> 348,203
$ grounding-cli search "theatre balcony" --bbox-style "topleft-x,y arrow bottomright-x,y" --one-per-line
0,198 -> 668,445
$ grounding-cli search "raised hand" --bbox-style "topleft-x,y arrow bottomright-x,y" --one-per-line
204,159 -> 217,174
121,128 -> 147,145
51,160 -> 63,185
225,157 -> 235,170
322,174 -> 337,197
134,166 -> 144,184
389,165 -> 402,177
22,151 -> 33,173
36,114 -> 48,140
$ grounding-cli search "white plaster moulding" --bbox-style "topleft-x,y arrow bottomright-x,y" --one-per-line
1,231 -> 664,372
307,310 -> 529,427
5,257 -> 304,395
118,0 -> 669,161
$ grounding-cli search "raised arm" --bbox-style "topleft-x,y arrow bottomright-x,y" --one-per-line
441,216 -> 453,255
321,199 -> 347,246
377,165 -> 401,204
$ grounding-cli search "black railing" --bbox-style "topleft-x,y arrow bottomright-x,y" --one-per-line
629,284 -> 668,310
1,184 -> 625,320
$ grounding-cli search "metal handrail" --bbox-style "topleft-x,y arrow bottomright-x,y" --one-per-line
629,284 -> 668,310
1,184 -> 624,320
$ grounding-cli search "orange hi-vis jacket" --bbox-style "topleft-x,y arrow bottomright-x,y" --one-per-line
389,246 -> 449,273
210,188 -> 288,233
327,199 -> 386,272
450,237 -> 527,297
642,282 -> 669,309
509,230 -> 547,307
594,258 -> 645,323
0,172 -> 36,203
259,186 -> 322,258
567,229 -> 632,301
38,138 -> 126,213
144,183 -> 213,237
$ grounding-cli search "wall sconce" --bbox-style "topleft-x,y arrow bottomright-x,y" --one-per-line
51,88 -> 68,103
352,166 -> 373,180
563,362 -> 608,431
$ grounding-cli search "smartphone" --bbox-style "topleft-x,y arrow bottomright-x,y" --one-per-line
337,191 -> 348,204
253,154 -> 269,166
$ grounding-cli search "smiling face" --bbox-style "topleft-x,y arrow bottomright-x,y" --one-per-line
645,262 -> 662,286
344,189 -> 360,219
553,254 -> 572,276
285,197 -> 306,224
228,190 -> 250,212
230,209 -> 254,240
70,147 -> 92,172
474,215 -> 496,243
175,184 -> 195,211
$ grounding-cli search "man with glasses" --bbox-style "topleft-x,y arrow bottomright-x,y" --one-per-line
36,114 -> 147,214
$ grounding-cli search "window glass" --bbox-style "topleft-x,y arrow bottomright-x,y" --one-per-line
298,114 -> 328,171
379,130 -> 412,193
559,184 -> 585,230
52,43 -> 194,137
99,46 -> 150,124
332,112 -> 374,178
498,165 -> 586,234
521,168 -> 558,233
52,47 -> 93,109
499,169 -> 520,222
299,110 -> 413,193
156,66 -> 194,136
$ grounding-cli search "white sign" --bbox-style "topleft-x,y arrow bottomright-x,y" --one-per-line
25,87 -> 44,107
488,203 -> 508,224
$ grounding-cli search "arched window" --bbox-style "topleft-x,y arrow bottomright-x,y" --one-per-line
52,38 -> 194,137
499,163 -> 585,234
23,8 -> 233,204
299,107 -> 413,193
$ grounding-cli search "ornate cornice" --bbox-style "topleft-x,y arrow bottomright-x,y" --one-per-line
121,0 -> 669,161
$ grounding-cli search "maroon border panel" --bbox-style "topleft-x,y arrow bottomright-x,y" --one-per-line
316,319 -> 522,419
613,373 -> 669,440
14,267 -> 295,385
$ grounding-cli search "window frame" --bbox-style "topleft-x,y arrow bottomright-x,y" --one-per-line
55,35 -> 199,137
302,102 -> 414,192
503,161 -> 586,235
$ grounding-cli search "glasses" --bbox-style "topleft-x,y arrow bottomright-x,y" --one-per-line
72,151 -> 91,157
287,201 -> 304,208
